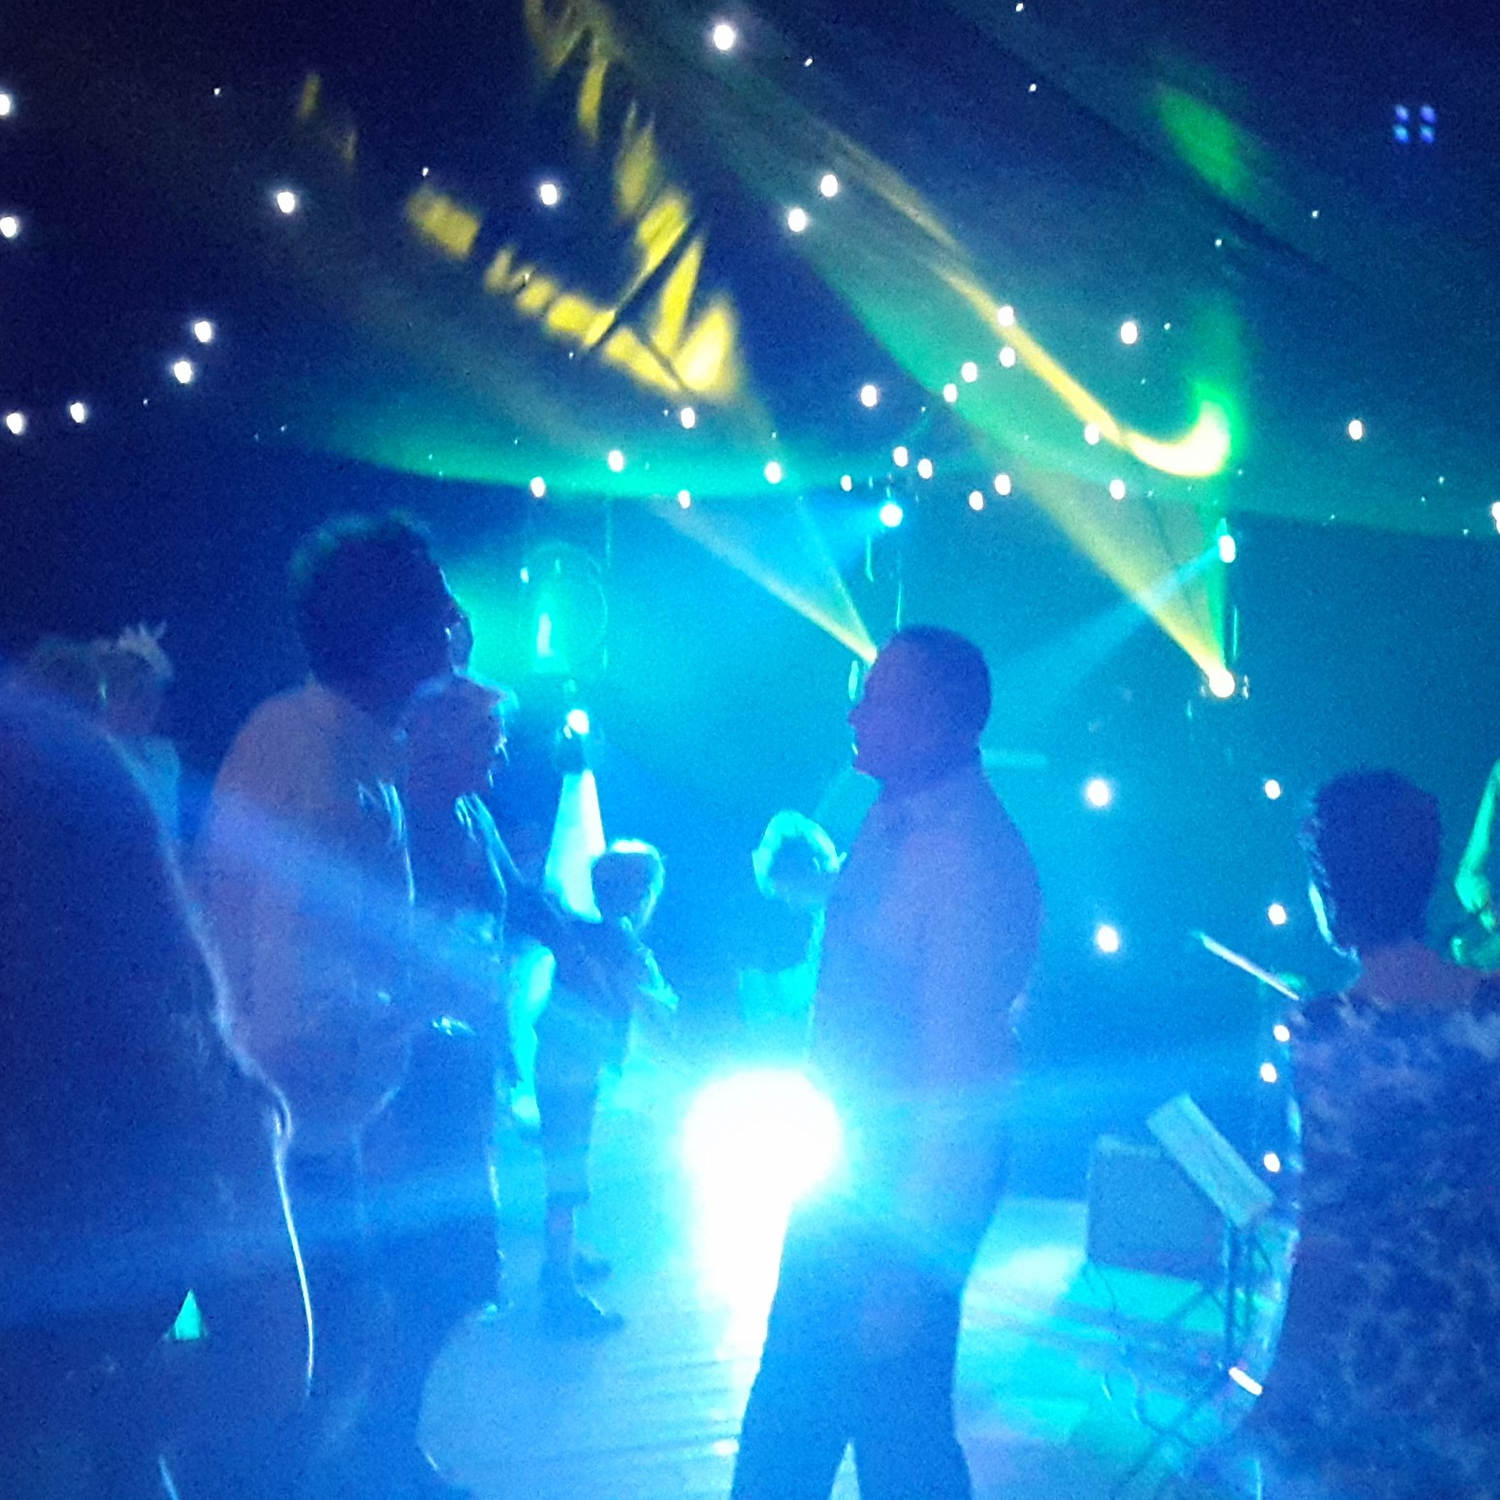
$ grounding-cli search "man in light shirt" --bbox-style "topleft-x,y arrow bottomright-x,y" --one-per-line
199,514 -> 480,1500
733,625 -> 1041,1500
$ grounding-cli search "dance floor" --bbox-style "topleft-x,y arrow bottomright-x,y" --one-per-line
419,1033 -> 1268,1500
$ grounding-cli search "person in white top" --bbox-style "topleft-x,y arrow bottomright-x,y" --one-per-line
733,625 -> 1042,1500
198,514 -> 478,1500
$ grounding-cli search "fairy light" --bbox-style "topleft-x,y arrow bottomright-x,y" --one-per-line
679,405 -> 697,429
942,383 -> 959,403
68,401 -> 88,424
4,410 -> 26,436
0,214 -> 20,240
710,21 -> 737,51
1272,1022 -> 1291,1043
1347,418 -> 1365,441
538,180 -> 561,207
1259,1061 -> 1279,1084
529,476 -> 547,498
1109,478 -> 1127,501
859,383 -> 879,408
191,319 -> 215,345
786,206 -> 809,233
892,445 -> 909,468
273,188 -> 299,215
1084,422 -> 1101,445
997,304 -> 1016,327
1119,319 -> 1140,345
968,490 -> 985,511
764,460 -> 784,484
839,475 -> 853,492
1263,778 -> 1283,800
916,457 -> 934,479
998,345 -> 1017,368
960,360 -> 979,383
676,489 -> 692,508
607,448 -> 626,472
0,93 -> 13,118
993,473 -> 1012,496
819,173 -> 839,198
170,359 -> 196,385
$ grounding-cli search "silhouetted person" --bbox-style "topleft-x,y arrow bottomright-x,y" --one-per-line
1239,771 -> 1500,1498
198,514 -> 480,1499
733,626 -> 1041,1500
738,810 -> 842,1060
0,685 -> 310,1498
535,840 -> 676,1335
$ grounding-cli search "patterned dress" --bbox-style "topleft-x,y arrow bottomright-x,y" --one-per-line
1251,977 -> 1500,1498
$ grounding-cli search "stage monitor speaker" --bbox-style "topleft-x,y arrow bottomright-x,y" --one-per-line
1085,1135 -> 1227,1283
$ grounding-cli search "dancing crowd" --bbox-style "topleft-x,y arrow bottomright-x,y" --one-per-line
4,512 -> 1500,1500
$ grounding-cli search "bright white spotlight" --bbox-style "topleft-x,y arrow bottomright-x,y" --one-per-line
67,401 -> 88,424
191,319 -> 215,344
879,500 -> 904,529
676,489 -> 692,508
529,476 -> 547,498
1263,778 -> 1283,801
273,188 -> 299,215
1084,777 -> 1113,809
968,490 -> 985,511
0,214 -> 20,240
606,448 -> 626,472
786,206 -> 809,233
1347,418 -> 1365,441
1218,533 -> 1238,564
942,383 -> 959,403
1083,422 -> 1101,445
1267,902 -> 1289,927
858,383 -> 879,408
538,179 -> 562,207
839,474 -> 853,492
1109,478 -> 1127,501
1119,319 -> 1140,345
764,460 -> 784,484
1094,923 -> 1122,955
998,345 -> 1017,368
916,457 -> 934,479
679,405 -> 697,429
1207,667 -> 1237,699
993,472 -> 1013,496
997,303 -> 1016,326
564,707 -> 591,737
819,172 -> 839,198
682,1069 -> 842,1203
960,360 -> 979,383
170,359 -> 196,385
710,20 -> 738,52
4,410 -> 26,436
892,445 -> 909,467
